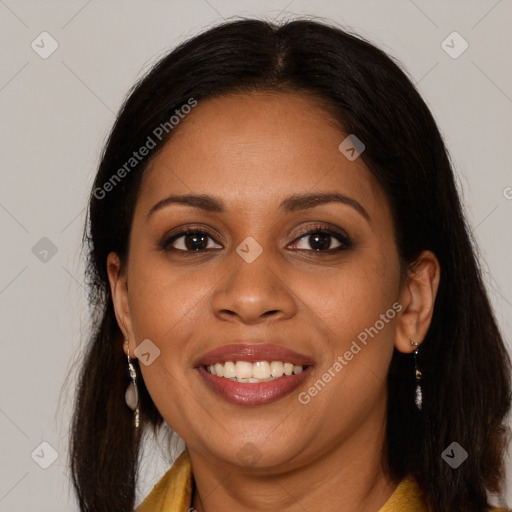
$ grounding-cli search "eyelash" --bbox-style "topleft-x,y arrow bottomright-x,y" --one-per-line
160,224 -> 353,256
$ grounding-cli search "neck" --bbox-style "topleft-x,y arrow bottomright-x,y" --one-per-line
189,409 -> 397,512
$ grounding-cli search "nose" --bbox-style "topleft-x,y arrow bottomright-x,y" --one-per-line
212,245 -> 297,325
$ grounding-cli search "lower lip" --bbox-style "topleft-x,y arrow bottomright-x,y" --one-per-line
197,366 -> 313,406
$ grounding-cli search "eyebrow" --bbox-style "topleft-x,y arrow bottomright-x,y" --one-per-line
147,192 -> 371,223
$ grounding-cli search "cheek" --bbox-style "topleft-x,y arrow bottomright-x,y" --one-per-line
302,253 -> 399,340
126,255 -> 213,427
302,248 -> 400,390
126,233 -> 399,354
127,253 -> 213,342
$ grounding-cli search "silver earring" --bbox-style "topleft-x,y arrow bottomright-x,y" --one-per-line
124,338 -> 140,428
410,340 -> 422,410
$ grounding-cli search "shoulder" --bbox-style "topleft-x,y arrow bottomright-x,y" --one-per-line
137,450 -> 193,512
380,475 -> 510,512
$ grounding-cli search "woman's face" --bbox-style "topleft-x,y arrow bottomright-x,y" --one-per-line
113,91 -> 406,470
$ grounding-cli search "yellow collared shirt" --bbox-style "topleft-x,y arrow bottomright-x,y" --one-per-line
137,450 -> 508,512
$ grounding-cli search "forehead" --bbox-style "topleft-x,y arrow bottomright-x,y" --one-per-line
136,91 -> 386,221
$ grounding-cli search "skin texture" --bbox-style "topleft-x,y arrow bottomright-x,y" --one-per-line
107,91 -> 440,511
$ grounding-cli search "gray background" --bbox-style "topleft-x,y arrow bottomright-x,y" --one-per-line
0,0 -> 511,510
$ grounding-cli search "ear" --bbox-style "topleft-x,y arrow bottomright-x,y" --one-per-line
107,252 -> 137,359
395,250 -> 441,354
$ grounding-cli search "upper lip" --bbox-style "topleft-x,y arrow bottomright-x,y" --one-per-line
194,342 -> 315,367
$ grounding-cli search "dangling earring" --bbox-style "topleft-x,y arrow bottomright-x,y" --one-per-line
124,338 -> 140,428
410,340 -> 422,410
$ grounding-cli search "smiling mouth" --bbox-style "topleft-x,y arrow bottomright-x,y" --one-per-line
198,364 -> 313,405
195,343 -> 314,405
204,360 -> 309,382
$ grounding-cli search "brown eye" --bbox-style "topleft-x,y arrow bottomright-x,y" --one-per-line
162,229 -> 222,252
289,227 -> 352,252
161,225 -> 353,255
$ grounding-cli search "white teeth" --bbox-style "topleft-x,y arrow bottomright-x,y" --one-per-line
247,377 -> 273,383
235,361 -> 253,379
252,361 -> 271,379
270,361 -> 284,378
227,376 -> 281,383
223,361 -> 236,378
205,360 -> 307,380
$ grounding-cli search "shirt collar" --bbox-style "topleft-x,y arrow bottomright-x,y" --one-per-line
137,449 -> 430,512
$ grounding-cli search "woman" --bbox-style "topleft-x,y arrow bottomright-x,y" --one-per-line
69,18 -> 511,512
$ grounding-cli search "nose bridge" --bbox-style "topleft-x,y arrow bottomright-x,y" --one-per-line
212,235 -> 296,323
